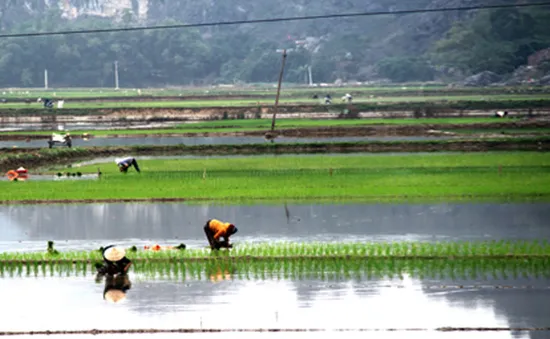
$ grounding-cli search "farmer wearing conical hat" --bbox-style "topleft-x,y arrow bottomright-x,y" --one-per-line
103,274 -> 132,304
96,245 -> 132,276
115,156 -> 141,173
204,219 -> 238,250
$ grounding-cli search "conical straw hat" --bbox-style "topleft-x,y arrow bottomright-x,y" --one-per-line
104,247 -> 126,262
104,289 -> 126,303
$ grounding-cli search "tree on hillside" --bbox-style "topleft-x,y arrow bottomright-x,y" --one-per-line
431,8 -> 550,76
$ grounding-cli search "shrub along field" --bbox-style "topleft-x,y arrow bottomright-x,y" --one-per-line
1,152 -> 548,203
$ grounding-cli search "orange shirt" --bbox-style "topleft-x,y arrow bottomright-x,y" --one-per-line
208,219 -> 234,240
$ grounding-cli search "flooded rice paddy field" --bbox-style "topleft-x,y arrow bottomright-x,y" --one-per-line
1,203 -> 549,252
0,122 -> 182,132
1,135 -> 454,148
1,202 -> 549,337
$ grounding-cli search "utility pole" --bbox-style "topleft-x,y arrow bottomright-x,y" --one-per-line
114,60 -> 120,90
44,69 -> 48,90
271,49 -> 287,132
308,65 -> 313,86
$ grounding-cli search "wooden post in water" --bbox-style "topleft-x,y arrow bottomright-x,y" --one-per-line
271,49 -> 287,132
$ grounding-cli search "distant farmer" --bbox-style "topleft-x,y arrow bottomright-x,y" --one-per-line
342,93 -> 353,103
115,157 -> 141,173
324,94 -> 332,105
204,219 -> 238,250
96,245 -> 132,276
37,98 -> 54,108
48,132 -> 72,148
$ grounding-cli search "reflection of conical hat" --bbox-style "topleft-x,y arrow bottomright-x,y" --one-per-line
104,247 -> 125,262
104,289 -> 126,303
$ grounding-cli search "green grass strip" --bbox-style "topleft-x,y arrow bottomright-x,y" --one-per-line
1,85 -> 549,100
2,98 -> 550,116
0,117 -> 520,137
1,151 -> 550,203
0,94 -> 549,109
2,240 -> 550,262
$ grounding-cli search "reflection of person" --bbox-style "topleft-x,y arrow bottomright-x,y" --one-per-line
115,157 -> 141,173
103,274 -> 132,304
204,219 -> 238,250
209,268 -> 232,282
96,245 -> 132,276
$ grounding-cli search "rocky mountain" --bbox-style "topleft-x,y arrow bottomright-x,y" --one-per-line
0,0 -> 548,87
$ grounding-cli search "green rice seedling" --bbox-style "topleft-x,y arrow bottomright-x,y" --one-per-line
2,240 -> 550,265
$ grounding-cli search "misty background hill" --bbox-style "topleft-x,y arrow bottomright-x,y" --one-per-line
0,0 -> 549,88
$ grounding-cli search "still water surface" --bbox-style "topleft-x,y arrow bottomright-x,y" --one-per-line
0,274 -> 548,338
0,135 -> 453,148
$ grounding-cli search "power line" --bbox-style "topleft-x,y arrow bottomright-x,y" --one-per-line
1,1 -> 550,39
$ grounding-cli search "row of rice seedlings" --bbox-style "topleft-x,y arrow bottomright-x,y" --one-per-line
2,240 -> 550,262
1,258 -> 549,281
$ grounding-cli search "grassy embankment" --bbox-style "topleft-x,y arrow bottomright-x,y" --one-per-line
1,152 -> 549,203
1,85 -> 452,99
0,117 -> 520,137
2,94 -> 550,109
2,84 -> 550,99
1,84 -> 548,98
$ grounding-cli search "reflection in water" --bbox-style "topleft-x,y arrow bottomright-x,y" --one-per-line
0,273 -> 546,335
422,277 -> 550,339
101,274 -> 132,304
1,202 -> 549,252
208,268 -> 233,283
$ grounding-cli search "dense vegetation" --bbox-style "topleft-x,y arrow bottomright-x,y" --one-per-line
0,1 -> 549,87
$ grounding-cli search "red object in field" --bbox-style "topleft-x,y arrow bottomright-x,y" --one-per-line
144,244 -> 173,251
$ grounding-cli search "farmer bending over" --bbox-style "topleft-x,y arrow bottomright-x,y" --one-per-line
116,157 -> 141,173
204,219 -> 238,250
96,245 -> 132,276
